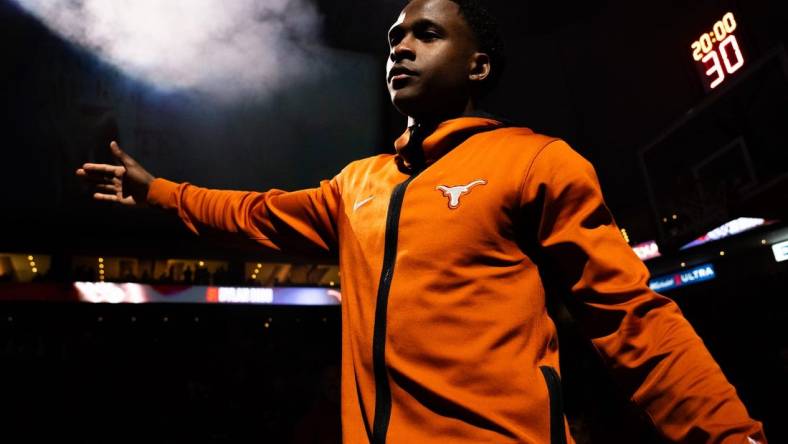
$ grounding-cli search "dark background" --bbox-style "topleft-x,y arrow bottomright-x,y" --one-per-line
1,0 -> 787,442
2,0 -> 787,252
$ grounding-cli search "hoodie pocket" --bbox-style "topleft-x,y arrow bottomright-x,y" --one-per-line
539,366 -> 567,444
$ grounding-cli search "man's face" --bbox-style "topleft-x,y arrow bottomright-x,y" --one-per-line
386,0 -> 480,119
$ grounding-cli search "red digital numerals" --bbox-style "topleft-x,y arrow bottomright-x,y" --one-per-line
691,12 -> 745,90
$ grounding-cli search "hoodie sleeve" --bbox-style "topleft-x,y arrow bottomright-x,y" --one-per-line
146,175 -> 342,258
520,140 -> 766,443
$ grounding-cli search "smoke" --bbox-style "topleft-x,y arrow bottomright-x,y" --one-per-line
12,0 -> 325,100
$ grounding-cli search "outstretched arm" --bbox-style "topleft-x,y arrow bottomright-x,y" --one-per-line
522,140 -> 766,443
146,177 -> 341,257
76,141 -> 342,258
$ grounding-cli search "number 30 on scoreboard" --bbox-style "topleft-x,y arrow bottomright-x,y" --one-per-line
691,12 -> 745,91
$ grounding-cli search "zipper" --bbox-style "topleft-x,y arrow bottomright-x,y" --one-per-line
370,174 -> 418,444
540,366 -> 568,444
368,119 -> 501,443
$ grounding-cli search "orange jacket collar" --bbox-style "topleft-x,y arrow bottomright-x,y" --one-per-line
394,117 -> 505,169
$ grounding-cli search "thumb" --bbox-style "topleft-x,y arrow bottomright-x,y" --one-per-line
109,141 -> 131,165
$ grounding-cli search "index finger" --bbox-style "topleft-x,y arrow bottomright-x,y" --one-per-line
81,163 -> 125,176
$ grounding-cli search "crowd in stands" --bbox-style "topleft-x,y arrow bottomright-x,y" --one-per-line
71,264 -> 234,286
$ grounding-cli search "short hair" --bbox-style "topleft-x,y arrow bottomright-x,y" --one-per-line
448,0 -> 506,92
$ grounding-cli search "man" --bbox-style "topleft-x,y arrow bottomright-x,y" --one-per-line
77,0 -> 767,442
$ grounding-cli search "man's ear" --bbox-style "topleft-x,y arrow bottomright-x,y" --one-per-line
468,52 -> 491,82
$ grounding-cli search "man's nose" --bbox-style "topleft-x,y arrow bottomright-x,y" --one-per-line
390,38 -> 415,62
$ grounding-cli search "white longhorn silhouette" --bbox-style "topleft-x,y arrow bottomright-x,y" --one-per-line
436,179 -> 487,209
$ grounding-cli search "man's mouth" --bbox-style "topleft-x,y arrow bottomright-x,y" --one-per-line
388,65 -> 418,83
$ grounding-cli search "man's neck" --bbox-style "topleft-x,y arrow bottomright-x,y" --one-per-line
407,101 -> 476,128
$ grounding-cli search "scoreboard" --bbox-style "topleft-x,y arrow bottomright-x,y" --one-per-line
691,12 -> 746,91
639,6 -> 788,251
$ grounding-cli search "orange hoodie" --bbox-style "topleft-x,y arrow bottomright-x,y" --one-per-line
148,117 -> 766,443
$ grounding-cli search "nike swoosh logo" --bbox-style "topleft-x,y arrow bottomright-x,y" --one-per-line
353,195 -> 374,212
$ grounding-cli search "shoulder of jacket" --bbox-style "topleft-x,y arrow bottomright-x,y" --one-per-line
491,127 -> 560,145
335,153 -> 395,179
344,153 -> 393,169
475,127 -> 563,159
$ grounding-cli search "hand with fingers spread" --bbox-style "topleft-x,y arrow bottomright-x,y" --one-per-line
76,141 -> 155,206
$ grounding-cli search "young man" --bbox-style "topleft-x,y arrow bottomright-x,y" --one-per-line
77,0 -> 767,442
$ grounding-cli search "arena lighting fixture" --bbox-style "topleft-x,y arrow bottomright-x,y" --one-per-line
680,217 -> 773,250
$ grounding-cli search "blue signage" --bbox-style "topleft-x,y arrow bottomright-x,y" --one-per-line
649,263 -> 716,292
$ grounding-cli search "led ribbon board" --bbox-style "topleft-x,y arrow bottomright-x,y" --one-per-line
649,263 -> 716,292
680,217 -> 766,250
73,283 -> 341,305
632,240 -> 661,261
691,12 -> 746,91
773,240 -> 788,263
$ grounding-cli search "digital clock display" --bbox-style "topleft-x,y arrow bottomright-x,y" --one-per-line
691,12 -> 745,91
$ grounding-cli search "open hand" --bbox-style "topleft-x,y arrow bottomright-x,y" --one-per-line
76,141 -> 155,206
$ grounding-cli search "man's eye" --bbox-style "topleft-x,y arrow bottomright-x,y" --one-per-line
420,31 -> 440,41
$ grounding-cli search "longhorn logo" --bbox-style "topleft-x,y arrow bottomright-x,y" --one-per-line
436,179 -> 487,209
